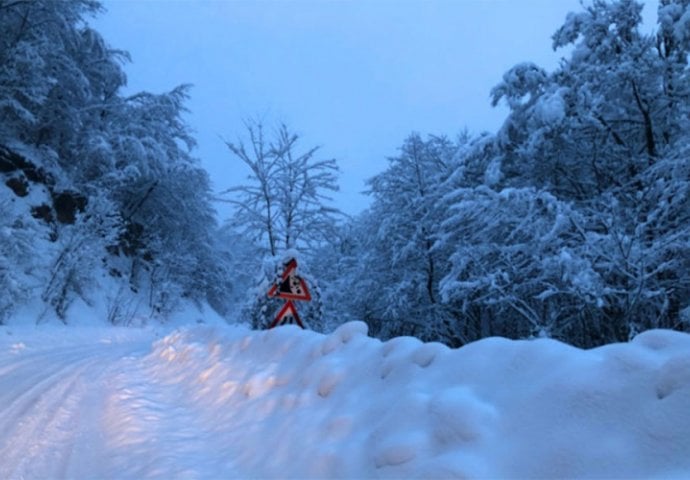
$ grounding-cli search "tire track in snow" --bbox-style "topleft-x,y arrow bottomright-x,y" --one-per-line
0,348 -> 100,421
0,363 -> 91,479
0,333 -> 242,479
0,342 -> 151,480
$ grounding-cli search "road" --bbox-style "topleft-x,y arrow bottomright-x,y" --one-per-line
0,331 -> 239,479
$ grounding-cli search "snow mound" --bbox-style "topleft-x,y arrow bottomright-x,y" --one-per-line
142,323 -> 690,478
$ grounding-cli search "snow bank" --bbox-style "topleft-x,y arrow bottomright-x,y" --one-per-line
143,322 -> 690,479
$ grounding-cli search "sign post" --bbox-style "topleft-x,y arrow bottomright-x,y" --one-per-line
267,258 -> 311,329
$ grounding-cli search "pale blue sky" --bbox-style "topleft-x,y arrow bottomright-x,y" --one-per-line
93,0 -> 658,218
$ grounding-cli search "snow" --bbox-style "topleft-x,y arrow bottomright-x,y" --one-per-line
534,89 -> 566,124
1,320 -> 690,479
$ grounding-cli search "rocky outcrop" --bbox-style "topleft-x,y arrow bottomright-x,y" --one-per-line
1,144 -> 87,227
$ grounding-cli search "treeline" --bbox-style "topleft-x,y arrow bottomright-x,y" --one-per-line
2,0 -> 689,349
311,0 -> 690,347
0,0 -> 233,323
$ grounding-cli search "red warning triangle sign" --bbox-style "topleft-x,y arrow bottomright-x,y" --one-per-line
267,258 -> 312,301
268,300 -> 305,329
268,274 -> 312,301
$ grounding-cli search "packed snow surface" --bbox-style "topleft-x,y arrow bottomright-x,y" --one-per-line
1,321 -> 690,479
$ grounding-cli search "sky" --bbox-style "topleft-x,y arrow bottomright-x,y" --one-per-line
92,0 -> 659,218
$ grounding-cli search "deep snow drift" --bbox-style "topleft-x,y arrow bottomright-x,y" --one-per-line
1,321 -> 689,479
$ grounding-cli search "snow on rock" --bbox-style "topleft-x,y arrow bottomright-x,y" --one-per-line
1,322 -> 690,479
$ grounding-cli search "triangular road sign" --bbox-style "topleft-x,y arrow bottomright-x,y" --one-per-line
268,300 -> 305,329
279,258 -> 297,280
268,274 -> 312,301
267,258 -> 312,301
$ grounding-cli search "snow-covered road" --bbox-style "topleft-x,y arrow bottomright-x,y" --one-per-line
1,339 -> 130,478
1,322 -> 690,479
0,329 -> 241,479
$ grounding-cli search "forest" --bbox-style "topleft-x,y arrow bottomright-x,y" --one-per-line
1,0 -> 689,348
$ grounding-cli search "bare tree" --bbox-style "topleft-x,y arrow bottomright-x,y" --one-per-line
223,119 -> 341,256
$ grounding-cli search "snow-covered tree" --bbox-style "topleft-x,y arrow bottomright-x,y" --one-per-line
0,189 -> 48,323
41,195 -> 121,321
0,0 -> 233,322
452,0 -> 690,345
223,120 -> 341,256
438,186 -> 605,343
334,133 -> 464,343
489,0 -> 681,202
0,0 -> 106,144
306,0 -> 690,346
223,120 -> 341,330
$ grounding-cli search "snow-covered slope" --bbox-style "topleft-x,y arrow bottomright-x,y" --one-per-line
1,322 -> 689,479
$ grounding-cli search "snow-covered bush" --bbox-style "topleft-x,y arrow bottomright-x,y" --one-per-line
0,196 -> 45,323
41,196 -> 122,321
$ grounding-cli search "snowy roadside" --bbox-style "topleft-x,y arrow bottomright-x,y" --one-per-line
1,321 -> 690,479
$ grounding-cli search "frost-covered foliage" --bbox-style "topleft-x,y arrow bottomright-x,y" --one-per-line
0,0 -> 106,142
42,196 -> 121,320
222,120 -> 341,257
437,188 -> 599,341
0,0 -> 233,323
479,0 -> 690,346
327,0 -> 690,348
0,192 -> 48,323
310,134 -> 484,344
222,120 -> 341,330
336,134 -> 462,344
